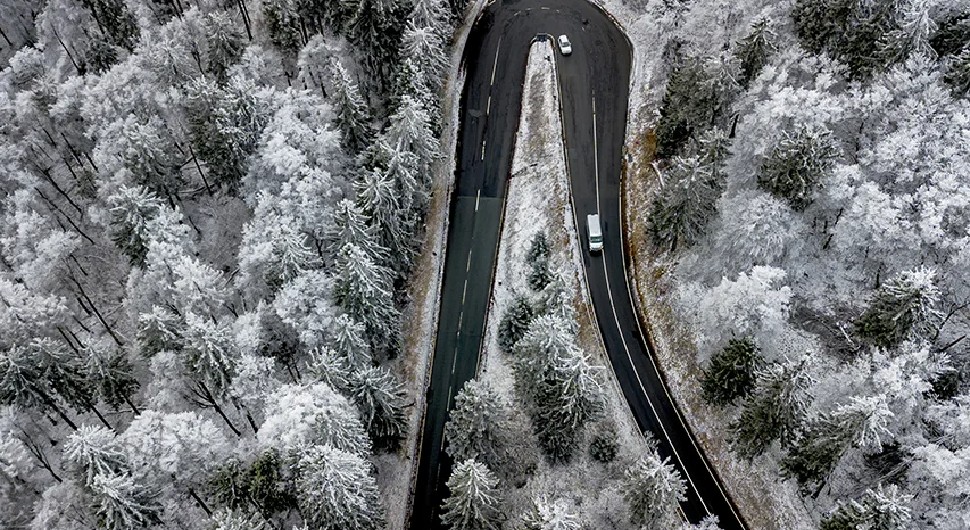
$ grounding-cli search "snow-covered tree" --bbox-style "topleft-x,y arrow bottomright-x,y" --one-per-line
682,515 -> 723,530
655,56 -> 736,158
758,127 -> 838,211
330,59 -> 373,153
735,17 -> 776,87
333,242 -> 400,355
384,94 -> 440,180
444,379 -> 510,469
781,395 -> 893,493
258,382 -> 371,455
349,366 -> 408,446
730,355 -> 815,459
514,314 -> 603,462
854,267 -> 943,348
440,459 -> 502,530
649,155 -> 723,252
522,496 -> 581,530
210,508 -> 272,530
497,295 -> 535,353
326,312 -> 373,369
63,425 -> 128,486
820,484 -> 912,530
623,450 -> 687,528
89,471 -> 161,530
701,336 -> 764,406
295,444 -> 383,530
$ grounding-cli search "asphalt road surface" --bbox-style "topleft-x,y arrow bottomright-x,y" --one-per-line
410,1 -> 748,529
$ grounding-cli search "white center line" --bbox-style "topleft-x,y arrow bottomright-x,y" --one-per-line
475,188 -> 481,211
490,37 -> 502,86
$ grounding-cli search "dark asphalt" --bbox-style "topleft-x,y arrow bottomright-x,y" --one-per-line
410,1 -> 747,529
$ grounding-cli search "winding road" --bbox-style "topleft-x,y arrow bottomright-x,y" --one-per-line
410,1 -> 747,529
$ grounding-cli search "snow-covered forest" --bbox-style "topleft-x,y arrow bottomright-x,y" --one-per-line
0,0 -> 457,527
641,0 -> 970,527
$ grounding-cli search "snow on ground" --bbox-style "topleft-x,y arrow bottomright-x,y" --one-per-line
477,40 -> 651,528
383,1 -> 488,528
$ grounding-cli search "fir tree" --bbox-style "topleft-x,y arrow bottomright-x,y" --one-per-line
497,295 -> 535,353
89,471 -> 162,530
623,451 -> 687,528
735,17 -> 777,87
349,366 -> 408,447
855,267 -> 943,348
781,396 -> 892,493
333,242 -> 400,356
655,56 -> 736,158
440,459 -> 502,530
945,48 -> 970,96
331,60 -> 373,153
757,127 -> 838,210
730,356 -> 814,459
701,337 -> 764,406
588,427 -> 619,463
649,155 -> 723,252
820,485 -> 912,530
444,379 -> 510,469
295,445 -> 384,530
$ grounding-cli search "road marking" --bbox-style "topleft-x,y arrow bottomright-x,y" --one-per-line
481,139 -> 486,160
592,92 -> 601,211
598,251 -> 709,514
475,189 -> 481,211
490,37 -> 502,86
486,94 -> 491,117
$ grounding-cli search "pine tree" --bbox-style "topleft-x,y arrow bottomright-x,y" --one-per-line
444,380 -> 510,469
210,508 -> 272,530
498,295 -> 535,353
522,496 -> 581,530
440,459 -> 502,530
820,485 -> 912,530
781,396 -> 893,493
296,445 -> 384,530
588,427 -> 619,463
356,166 -> 412,274
730,356 -> 814,459
648,155 -> 723,252
0,337 -> 92,430
701,337 -> 764,406
349,366 -> 408,446
331,60 -> 373,153
623,451 -> 687,528
342,0 -> 406,90
855,267 -> 943,348
735,17 -> 776,87
326,199 -> 388,263
385,95 -> 440,181
757,127 -> 838,211
107,185 -> 162,266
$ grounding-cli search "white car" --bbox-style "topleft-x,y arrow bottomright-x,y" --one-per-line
557,34 -> 572,56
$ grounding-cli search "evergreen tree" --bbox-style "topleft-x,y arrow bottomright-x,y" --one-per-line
331,60 -> 373,153
792,0 -> 901,79
701,337 -> 764,406
211,508 -> 272,530
295,445 -> 384,530
735,17 -> 776,87
444,380 -> 510,469
333,242 -> 400,356
730,356 -> 814,459
356,166 -> 413,275
514,315 -> 603,462
327,313 -> 373,370
89,471 -> 162,530
655,56 -> 736,158
440,459 -> 502,530
209,449 -> 298,519
349,366 -> 408,446
527,231 -> 550,263
855,267 -> 943,348
820,485 -> 912,530
0,338 -> 92,430
757,127 -> 837,210
385,95 -> 440,181
648,155 -> 723,252
588,426 -> 619,463
781,396 -> 893,493
342,0 -> 406,90
945,48 -> 970,96
497,295 -> 535,353
623,451 -> 687,528
522,496 -> 581,530
107,185 -> 163,266
63,425 -> 128,486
